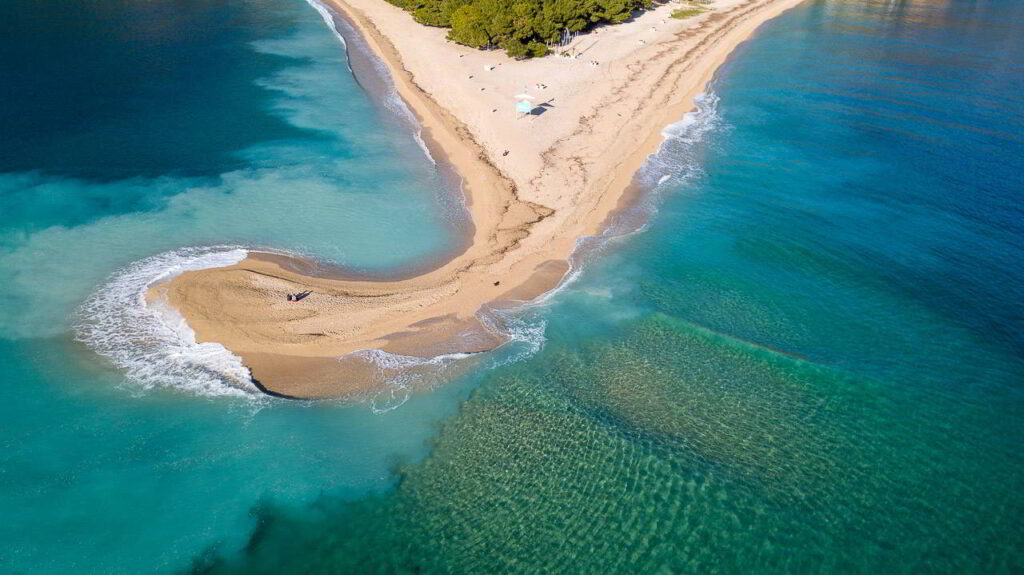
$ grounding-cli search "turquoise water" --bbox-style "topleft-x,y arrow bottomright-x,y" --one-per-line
1,0 -> 470,570
3,0 -> 1023,573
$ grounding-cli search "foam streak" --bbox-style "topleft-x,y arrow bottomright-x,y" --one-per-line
76,247 -> 257,397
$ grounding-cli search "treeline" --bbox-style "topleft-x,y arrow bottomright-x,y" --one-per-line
384,0 -> 652,58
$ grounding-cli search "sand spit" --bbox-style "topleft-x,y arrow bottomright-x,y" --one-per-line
157,0 -> 806,398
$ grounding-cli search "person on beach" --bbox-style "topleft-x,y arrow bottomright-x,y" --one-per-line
287,290 -> 313,302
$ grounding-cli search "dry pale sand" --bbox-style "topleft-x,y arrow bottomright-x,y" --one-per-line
154,0 -> 806,398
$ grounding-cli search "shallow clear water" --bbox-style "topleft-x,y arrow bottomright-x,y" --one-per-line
1,0 -> 470,570
2,0 -> 1023,573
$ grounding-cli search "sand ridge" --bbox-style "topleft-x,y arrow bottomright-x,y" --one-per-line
155,0 -> 807,398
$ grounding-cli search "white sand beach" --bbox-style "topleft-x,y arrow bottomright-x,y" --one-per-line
155,0 -> 806,397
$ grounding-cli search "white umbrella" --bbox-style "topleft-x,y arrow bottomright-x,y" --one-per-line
513,93 -> 536,100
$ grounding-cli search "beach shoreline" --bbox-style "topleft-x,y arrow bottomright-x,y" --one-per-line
155,0 -> 806,398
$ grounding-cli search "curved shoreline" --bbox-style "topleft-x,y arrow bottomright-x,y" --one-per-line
156,0 -> 806,398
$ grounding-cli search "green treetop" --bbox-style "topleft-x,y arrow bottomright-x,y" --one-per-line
385,0 -> 653,57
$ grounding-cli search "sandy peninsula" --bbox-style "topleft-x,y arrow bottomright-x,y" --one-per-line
152,0 -> 806,398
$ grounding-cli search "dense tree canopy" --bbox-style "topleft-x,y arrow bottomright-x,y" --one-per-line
385,0 -> 652,57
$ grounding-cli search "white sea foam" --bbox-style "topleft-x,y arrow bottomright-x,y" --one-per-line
347,348 -> 473,412
487,312 -> 549,363
411,127 -> 438,164
350,307 -> 550,411
305,0 -> 437,165
75,247 -> 258,398
645,91 -> 721,189
362,47 -> 439,165
304,0 -> 352,72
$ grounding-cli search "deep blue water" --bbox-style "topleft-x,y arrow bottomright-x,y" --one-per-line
2,0 -> 1023,573
0,0 -> 303,181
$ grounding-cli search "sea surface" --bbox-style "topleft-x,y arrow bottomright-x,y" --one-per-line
1,0 -> 1022,573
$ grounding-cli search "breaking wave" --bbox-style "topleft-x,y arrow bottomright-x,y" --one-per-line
359,308 -> 549,412
304,0 -> 350,70
350,349 -> 474,412
75,247 -> 258,398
